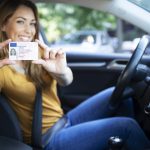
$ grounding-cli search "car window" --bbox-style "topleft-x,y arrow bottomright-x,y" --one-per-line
56,33 -> 96,45
36,1 -> 149,55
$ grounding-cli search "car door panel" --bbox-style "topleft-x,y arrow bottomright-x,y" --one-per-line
58,52 -> 131,112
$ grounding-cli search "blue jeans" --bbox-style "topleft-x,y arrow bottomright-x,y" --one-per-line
44,87 -> 150,150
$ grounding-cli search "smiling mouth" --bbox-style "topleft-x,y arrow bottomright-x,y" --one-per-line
18,36 -> 32,41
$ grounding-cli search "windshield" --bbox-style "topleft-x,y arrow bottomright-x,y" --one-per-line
128,0 -> 150,12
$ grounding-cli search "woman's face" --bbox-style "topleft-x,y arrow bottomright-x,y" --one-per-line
2,5 -> 36,42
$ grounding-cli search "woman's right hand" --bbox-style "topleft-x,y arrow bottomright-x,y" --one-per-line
0,39 -> 16,68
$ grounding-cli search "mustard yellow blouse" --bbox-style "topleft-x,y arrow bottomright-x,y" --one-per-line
0,65 -> 64,144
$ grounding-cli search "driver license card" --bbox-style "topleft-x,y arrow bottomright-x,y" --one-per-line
9,42 -> 38,60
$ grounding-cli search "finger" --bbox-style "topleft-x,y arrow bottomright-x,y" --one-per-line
0,39 -> 12,49
35,39 -> 50,59
57,49 -> 66,58
41,47 -> 50,60
35,39 -> 49,50
49,50 -> 57,59
0,58 -> 16,67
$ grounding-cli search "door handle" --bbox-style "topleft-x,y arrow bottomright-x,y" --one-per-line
107,59 -> 128,70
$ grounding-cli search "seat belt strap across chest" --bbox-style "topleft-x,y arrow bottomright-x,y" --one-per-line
31,88 -> 42,148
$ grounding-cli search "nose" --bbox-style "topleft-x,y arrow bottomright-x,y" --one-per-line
24,24 -> 31,33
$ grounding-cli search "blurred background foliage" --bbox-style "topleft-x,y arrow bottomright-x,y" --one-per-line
37,3 -> 117,42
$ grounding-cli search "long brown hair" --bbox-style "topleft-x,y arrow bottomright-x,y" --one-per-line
0,0 -> 52,88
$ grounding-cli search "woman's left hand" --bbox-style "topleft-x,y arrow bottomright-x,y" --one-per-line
33,39 -> 67,75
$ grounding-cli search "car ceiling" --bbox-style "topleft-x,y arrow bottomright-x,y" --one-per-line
33,0 -> 150,33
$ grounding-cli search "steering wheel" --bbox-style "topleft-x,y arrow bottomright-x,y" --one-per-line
109,35 -> 150,109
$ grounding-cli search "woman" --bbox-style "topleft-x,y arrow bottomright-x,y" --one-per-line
0,0 -> 150,150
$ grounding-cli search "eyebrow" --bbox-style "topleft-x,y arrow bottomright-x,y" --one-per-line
16,16 -> 36,22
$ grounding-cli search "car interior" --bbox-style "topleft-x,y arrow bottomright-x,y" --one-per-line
0,0 -> 150,149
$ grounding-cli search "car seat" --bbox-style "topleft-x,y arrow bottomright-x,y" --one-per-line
0,94 -> 22,140
0,93 -> 33,149
0,88 -> 43,150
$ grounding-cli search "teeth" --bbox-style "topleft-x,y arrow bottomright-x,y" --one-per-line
19,36 -> 30,41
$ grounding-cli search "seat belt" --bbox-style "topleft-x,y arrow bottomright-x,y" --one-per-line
31,88 -> 42,149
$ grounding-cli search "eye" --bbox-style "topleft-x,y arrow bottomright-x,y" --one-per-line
30,22 -> 36,26
16,20 -> 24,24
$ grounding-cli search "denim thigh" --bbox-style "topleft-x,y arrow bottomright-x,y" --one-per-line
67,87 -> 134,125
45,117 -> 150,150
